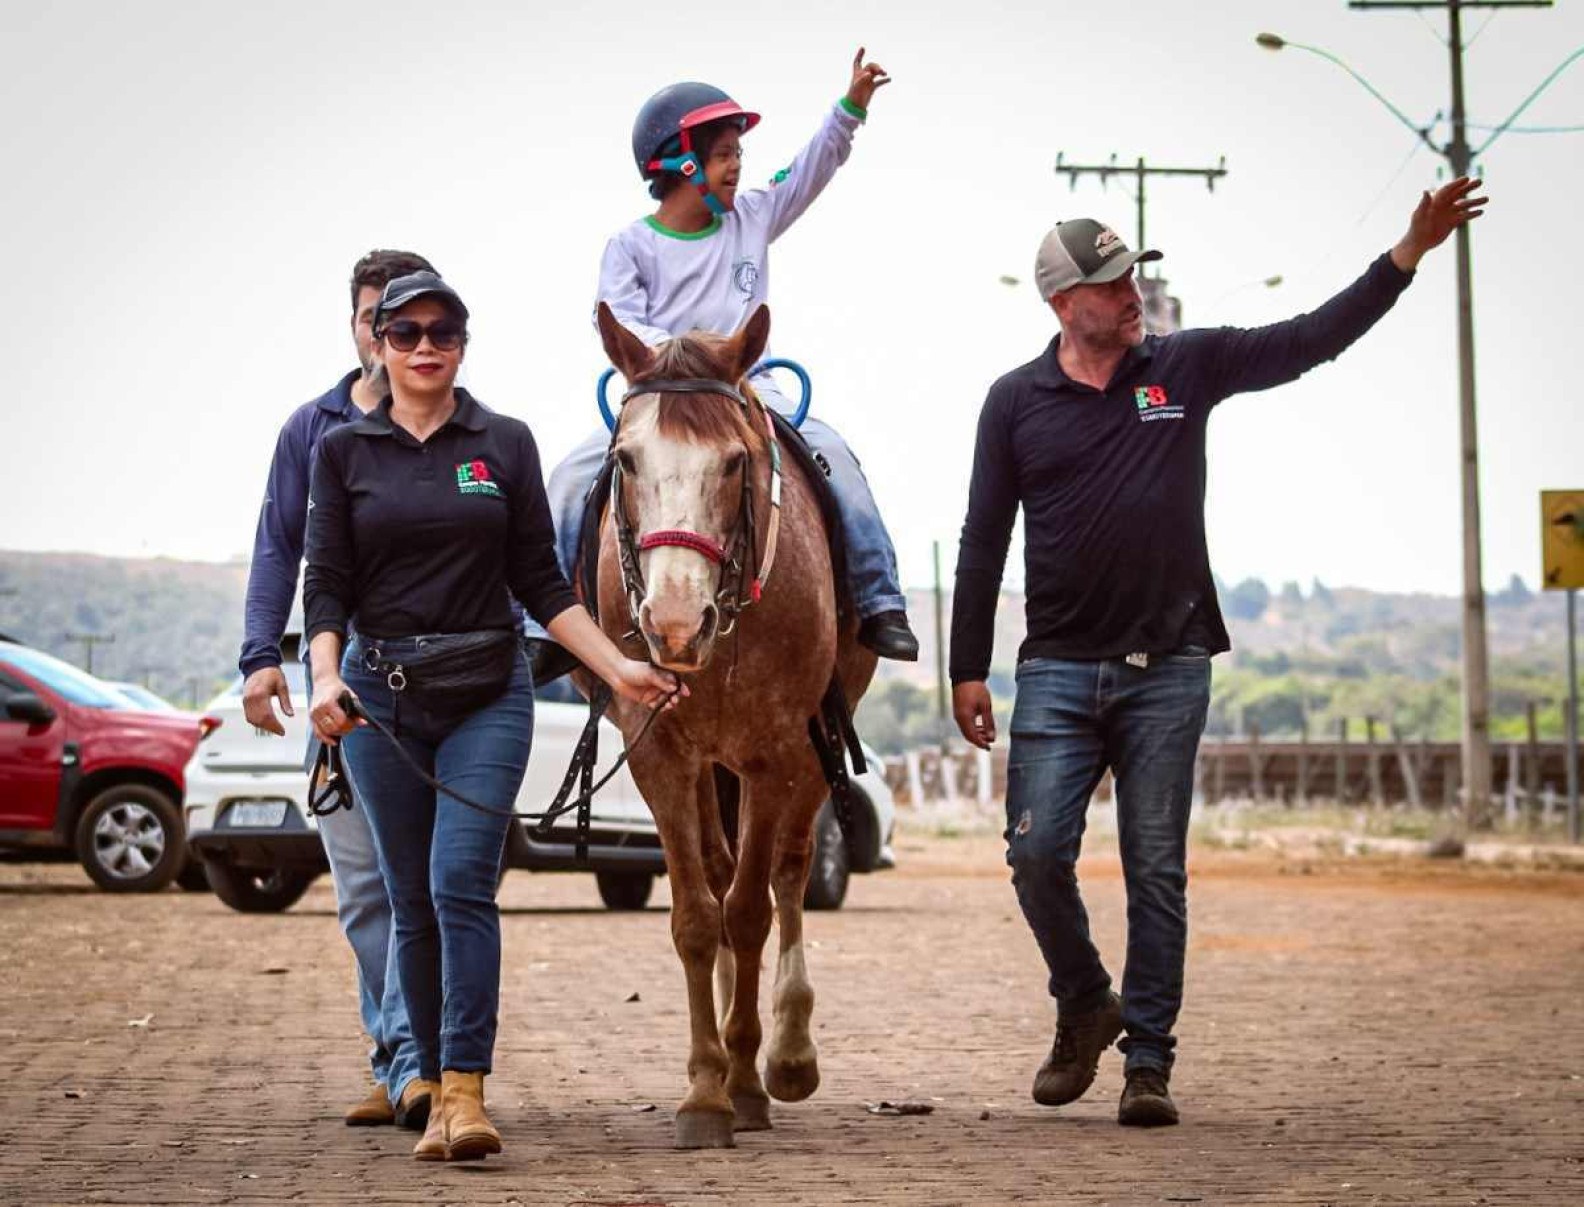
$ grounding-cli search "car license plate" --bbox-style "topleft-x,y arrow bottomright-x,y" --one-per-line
225,799 -> 290,828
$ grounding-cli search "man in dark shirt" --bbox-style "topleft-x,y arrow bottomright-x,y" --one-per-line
238,248 -> 437,1130
950,179 -> 1486,1126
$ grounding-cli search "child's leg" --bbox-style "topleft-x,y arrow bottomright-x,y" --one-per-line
795,417 -> 906,620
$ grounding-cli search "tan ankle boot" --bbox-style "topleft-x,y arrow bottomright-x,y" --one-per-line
409,1080 -> 446,1160
441,1070 -> 501,1161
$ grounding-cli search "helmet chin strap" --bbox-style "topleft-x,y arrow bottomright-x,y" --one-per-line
650,127 -> 727,215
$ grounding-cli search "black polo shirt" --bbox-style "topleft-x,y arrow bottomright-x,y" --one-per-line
950,252 -> 1413,681
304,389 -> 579,643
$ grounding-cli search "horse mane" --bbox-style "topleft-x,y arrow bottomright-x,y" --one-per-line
628,333 -> 767,452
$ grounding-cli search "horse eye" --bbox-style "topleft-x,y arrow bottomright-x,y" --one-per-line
615,449 -> 637,476
723,451 -> 745,476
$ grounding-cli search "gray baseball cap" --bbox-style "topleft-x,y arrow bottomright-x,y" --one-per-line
1034,219 -> 1162,300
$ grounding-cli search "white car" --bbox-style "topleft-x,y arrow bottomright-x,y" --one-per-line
183,658 -> 894,913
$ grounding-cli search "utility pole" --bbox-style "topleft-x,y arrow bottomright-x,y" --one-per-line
1349,0 -> 1553,827
65,632 -> 114,676
932,540 -> 949,745
1053,154 -> 1228,275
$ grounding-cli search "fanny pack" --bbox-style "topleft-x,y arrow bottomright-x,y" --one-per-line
361,629 -> 520,731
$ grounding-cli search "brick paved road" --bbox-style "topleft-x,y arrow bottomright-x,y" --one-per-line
3,834 -> 1581,1205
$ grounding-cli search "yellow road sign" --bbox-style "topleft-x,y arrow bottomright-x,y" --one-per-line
1541,490 -> 1584,590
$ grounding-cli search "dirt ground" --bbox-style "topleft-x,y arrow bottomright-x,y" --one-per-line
3,829 -> 1582,1206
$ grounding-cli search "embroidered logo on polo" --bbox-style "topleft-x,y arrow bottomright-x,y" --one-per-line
1134,384 -> 1184,423
455,459 -> 504,497
732,258 -> 760,295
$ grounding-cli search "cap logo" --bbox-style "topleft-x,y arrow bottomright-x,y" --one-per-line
1095,227 -> 1124,259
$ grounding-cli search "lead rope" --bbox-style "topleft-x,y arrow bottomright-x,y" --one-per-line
329,681 -> 680,834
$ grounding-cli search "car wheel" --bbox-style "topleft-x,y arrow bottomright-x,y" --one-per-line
596,869 -> 655,911
803,801 -> 850,911
175,859 -> 212,892
73,784 -> 184,893
202,858 -> 317,914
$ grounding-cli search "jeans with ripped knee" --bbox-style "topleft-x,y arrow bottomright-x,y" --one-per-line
1003,651 -> 1210,1073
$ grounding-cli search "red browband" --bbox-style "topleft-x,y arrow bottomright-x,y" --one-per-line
638,530 -> 728,564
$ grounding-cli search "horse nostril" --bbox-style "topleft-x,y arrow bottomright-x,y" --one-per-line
698,604 -> 719,644
638,600 -> 654,633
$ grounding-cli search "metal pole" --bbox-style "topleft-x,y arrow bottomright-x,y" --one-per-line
1568,587 -> 1579,843
932,540 -> 948,741
1445,0 -> 1494,828
1135,158 -> 1147,263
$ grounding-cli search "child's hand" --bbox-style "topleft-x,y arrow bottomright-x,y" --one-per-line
845,46 -> 891,111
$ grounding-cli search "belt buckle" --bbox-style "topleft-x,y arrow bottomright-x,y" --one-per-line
1125,652 -> 1149,669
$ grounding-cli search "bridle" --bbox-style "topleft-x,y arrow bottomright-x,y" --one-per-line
610,376 -> 784,639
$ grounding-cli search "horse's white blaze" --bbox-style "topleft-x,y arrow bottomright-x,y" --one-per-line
620,399 -> 737,653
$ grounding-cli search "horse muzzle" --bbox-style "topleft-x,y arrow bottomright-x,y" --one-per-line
639,598 -> 720,672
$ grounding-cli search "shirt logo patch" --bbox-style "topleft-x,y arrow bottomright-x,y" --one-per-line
456,459 -> 504,497
732,258 -> 760,296
1134,385 -> 1184,423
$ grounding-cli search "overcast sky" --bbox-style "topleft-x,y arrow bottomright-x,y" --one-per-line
2,0 -> 1580,597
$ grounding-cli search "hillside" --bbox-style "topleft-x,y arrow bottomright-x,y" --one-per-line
0,552 -> 1573,739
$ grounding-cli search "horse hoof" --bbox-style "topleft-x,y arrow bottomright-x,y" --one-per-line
674,1110 -> 736,1150
731,1093 -> 772,1132
765,1057 -> 820,1103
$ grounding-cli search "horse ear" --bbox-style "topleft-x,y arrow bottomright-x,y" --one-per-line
596,302 -> 655,381
728,305 -> 771,381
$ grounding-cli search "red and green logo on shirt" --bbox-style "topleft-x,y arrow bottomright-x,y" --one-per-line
1134,384 -> 1184,423
456,459 -> 504,498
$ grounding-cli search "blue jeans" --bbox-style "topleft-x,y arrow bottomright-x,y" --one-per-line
1004,652 -> 1210,1074
536,416 -> 905,635
318,786 -> 421,1104
341,637 -> 534,1078
305,656 -> 419,1106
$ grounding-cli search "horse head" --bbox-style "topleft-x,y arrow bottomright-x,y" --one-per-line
597,302 -> 772,674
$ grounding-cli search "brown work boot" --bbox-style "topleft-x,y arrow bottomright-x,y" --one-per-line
410,1080 -> 446,1160
1118,1066 -> 1179,1127
343,1083 -> 394,1127
394,1078 -> 432,1132
441,1070 -> 501,1161
1032,990 -> 1124,1106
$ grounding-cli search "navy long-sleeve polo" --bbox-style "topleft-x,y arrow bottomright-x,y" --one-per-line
238,370 -> 361,677
950,252 -> 1413,682
303,389 -> 579,644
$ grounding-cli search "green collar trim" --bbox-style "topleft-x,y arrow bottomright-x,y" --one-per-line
644,214 -> 722,241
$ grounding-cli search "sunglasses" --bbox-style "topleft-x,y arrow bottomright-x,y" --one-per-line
380,318 -> 467,353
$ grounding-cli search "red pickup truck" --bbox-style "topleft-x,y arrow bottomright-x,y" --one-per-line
0,638 -> 218,892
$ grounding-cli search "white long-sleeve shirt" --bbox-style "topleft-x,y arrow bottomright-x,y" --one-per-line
595,99 -> 865,412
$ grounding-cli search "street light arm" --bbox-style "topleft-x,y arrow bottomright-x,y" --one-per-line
1257,33 -> 1439,153
1472,44 -> 1584,156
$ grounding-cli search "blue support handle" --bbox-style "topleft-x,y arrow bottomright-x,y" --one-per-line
597,357 -> 812,431
597,367 -> 619,433
750,358 -> 812,428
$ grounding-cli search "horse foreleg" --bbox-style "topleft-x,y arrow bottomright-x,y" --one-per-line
696,765 -> 737,1030
720,776 -> 778,1131
764,769 -> 830,1103
643,765 -> 736,1149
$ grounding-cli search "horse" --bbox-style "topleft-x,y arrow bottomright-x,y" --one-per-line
584,301 -> 877,1149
